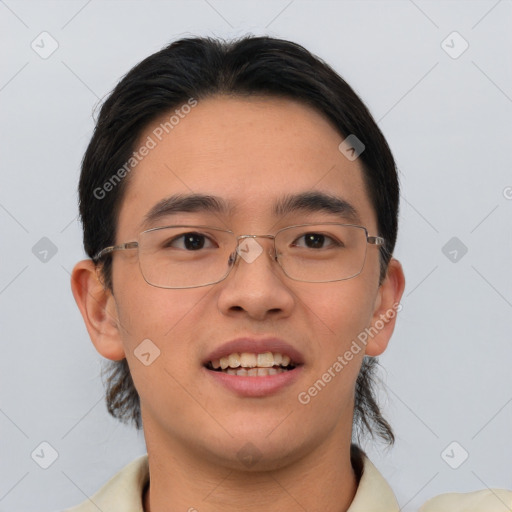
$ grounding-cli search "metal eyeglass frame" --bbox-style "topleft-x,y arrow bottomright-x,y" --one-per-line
92,223 -> 385,289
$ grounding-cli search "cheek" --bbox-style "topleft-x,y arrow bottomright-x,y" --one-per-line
113,267 -> 210,350
113,285 -> 210,413
295,283 -> 376,419
298,279 -> 376,348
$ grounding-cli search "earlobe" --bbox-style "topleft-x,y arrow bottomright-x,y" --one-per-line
70,259 -> 126,361
365,258 -> 405,357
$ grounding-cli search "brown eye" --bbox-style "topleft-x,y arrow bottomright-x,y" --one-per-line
164,232 -> 215,250
292,233 -> 341,249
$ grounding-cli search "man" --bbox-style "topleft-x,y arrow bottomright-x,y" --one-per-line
69,35 -> 511,511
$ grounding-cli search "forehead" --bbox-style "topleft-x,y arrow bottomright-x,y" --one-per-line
117,95 -> 376,236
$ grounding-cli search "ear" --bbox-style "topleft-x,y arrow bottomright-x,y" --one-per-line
365,258 -> 405,357
70,259 -> 126,361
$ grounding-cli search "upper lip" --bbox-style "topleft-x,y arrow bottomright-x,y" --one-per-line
203,337 -> 305,366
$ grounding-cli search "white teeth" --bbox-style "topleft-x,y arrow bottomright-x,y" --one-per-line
219,367 -> 285,376
228,353 -> 241,368
208,351 -> 295,373
257,352 -> 274,367
240,353 -> 257,368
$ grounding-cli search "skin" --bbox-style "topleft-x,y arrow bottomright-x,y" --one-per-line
71,95 -> 405,512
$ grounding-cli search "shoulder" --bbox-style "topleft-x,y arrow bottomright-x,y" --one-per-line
64,455 -> 149,512
420,488 -> 512,511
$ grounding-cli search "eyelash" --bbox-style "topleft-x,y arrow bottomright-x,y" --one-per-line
163,231 -> 342,251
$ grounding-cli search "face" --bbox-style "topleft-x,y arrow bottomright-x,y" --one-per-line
105,96 -> 392,469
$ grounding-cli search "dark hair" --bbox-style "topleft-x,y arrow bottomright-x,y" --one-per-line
79,35 -> 399,445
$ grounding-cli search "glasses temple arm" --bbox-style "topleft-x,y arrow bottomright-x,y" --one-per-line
367,236 -> 385,246
93,241 -> 139,262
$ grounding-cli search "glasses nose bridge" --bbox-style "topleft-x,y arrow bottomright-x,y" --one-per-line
236,233 -> 276,242
236,233 -> 276,249
231,233 -> 278,263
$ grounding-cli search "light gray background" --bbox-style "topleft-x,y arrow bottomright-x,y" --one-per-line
1,1 -> 511,510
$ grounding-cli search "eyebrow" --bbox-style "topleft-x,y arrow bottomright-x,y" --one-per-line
140,194 -> 233,230
274,191 -> 361,224
140,191 -> 361,230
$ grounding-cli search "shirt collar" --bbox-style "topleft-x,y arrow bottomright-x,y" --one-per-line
67,452 -> 398,512
347,454 -> 399,511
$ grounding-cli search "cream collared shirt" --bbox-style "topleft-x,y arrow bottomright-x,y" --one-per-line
65,455 -> 512,512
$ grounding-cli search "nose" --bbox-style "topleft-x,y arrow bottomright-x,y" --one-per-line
216,235 -> 295,321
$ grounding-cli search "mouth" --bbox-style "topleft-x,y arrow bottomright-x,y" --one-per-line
202,337 -> 304,396
205,351 -> 298,377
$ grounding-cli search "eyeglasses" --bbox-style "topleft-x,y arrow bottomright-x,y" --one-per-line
93,223 -> 385,289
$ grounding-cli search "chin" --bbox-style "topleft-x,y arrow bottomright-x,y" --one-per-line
200,430 -> 312,473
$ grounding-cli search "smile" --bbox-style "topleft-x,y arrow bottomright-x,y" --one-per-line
206,352 -> 297,376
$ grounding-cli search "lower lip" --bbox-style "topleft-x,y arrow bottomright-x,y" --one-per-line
203,366 -> 303,397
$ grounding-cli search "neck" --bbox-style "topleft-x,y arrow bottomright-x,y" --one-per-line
142,427 -> 362,512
